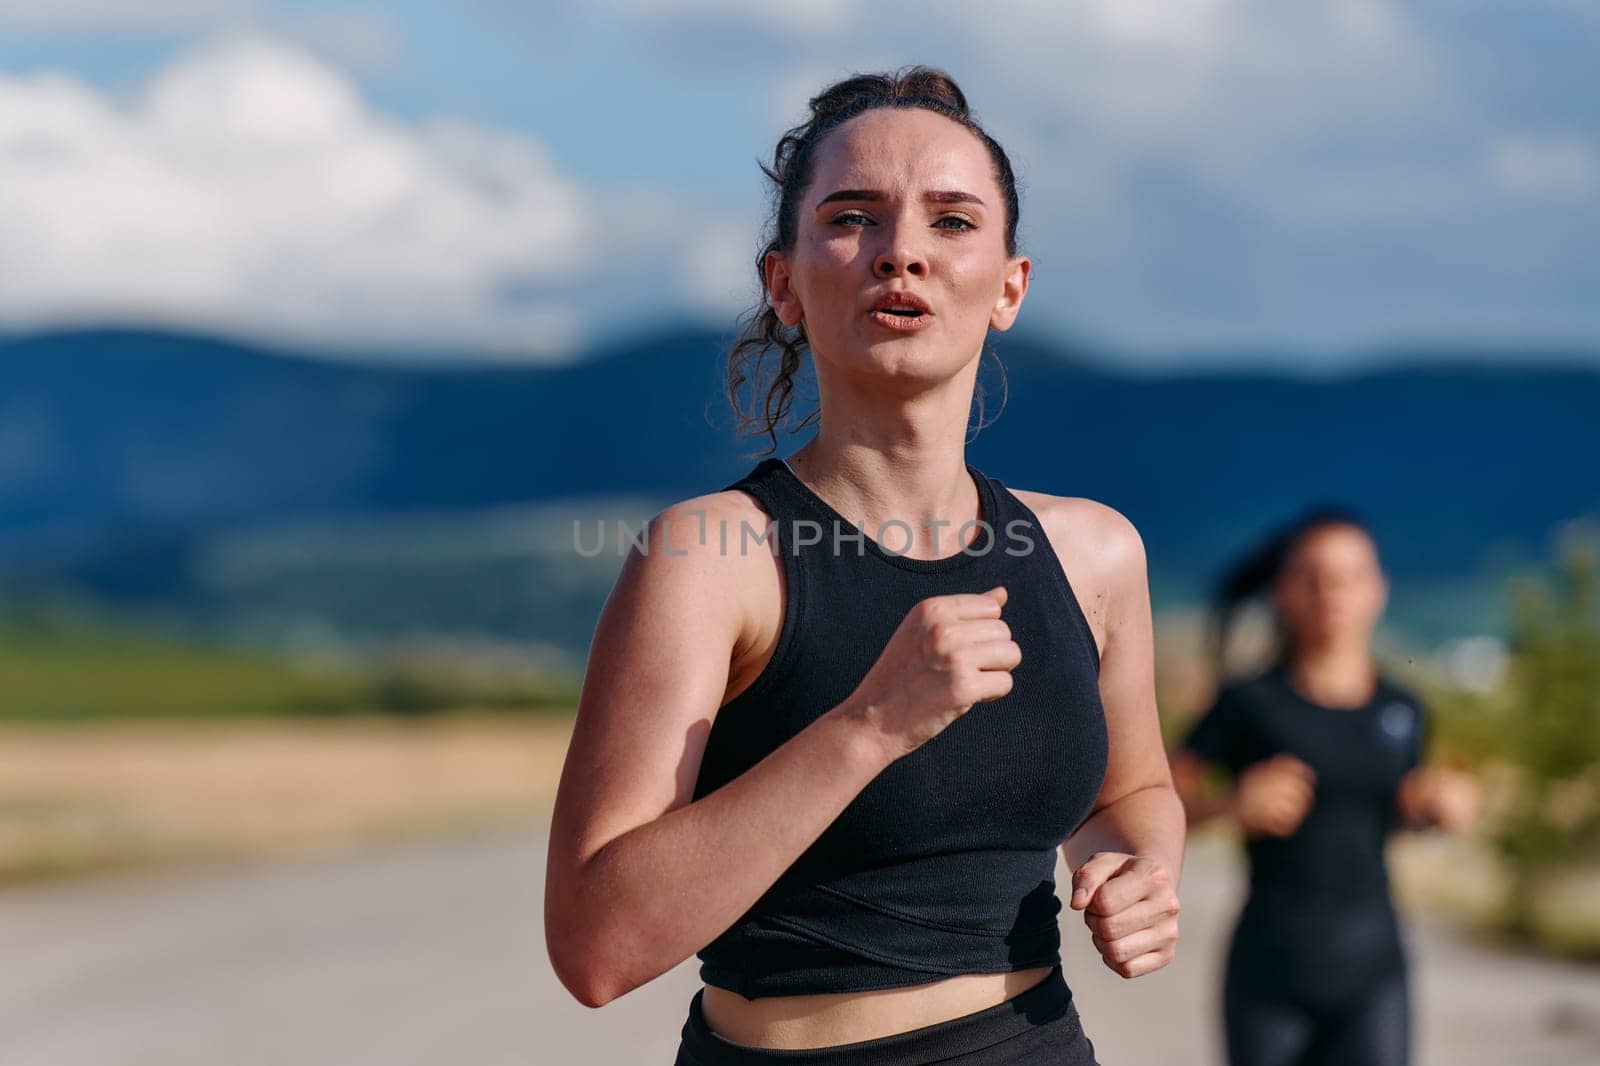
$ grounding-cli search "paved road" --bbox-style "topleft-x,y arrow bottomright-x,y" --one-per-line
2,823 -> 1597,1065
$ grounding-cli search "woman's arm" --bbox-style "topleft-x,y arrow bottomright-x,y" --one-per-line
1170,749 -> 1237,826
1173,748 -> 1317,838
544,495 -> 894,1008
1396,765 -> 1481,831
1047,501 -> 1185,978
545,494 -> 1020,1008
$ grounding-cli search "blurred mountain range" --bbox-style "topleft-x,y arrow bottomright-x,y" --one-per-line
1,325 -> 1596,667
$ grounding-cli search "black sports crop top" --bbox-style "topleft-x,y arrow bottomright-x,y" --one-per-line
690,456 -> 1109,998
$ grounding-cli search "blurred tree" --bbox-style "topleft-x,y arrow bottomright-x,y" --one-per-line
1494,535 -> 1600,940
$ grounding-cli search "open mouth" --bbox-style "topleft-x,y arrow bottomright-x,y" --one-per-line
868,306 -> 933,331
867,291 -> 932,329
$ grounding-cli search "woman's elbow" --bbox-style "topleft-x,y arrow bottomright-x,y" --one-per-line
546,912 -> 630,1008
548,876 -> 661,1008
546,871 -> 618,1007
558,969 -> 621,1010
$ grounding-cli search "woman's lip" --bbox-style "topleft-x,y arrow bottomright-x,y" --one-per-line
867,309 -> 934,332
870,294 -> 932,314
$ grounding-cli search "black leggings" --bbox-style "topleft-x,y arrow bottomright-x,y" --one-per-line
673,964 -> 1098,1065
1224,958 -> 1410,1066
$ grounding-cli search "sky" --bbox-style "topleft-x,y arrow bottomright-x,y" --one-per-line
0,0 -> 1597,368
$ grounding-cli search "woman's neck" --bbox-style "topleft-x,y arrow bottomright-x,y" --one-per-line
1282,642 -> 1377,709
792,345 -> 985,558
788,434 -> 978,561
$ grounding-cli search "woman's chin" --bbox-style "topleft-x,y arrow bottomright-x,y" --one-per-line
810,328 -> 979,381
846,351 -> 975,391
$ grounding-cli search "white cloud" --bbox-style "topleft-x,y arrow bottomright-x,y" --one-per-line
609,0 -> 851,36
683,216 -> 761,317
604,0 -> 1442,157
278,9 -> 404,74
0,0 -> 249,32
8,2 -> 1597,362
1488,134 -> 1598,199
583,0 -> 1600,356
0,34 -> 729,359
1071,0 -> 1233,52
964,1 -> 1446,175
0,2 -> 404,80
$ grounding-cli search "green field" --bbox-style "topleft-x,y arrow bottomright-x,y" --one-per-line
0,603 -> 580,721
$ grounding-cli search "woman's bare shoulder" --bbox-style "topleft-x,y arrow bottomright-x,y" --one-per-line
596,486 -> 776,642
638,486 -> 779,557
623,485 -> 787,602
553,486 -> 782,860
1007,489 -> 1144,567
600,485 -> 784,684
1005,489 -> 1147,641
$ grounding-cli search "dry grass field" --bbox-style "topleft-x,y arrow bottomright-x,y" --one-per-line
0,711 -> 577,887
2,702 -> 1595,958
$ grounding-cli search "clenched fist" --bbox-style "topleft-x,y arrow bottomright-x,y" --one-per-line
1234,754 -> 1316,838
1398,765 -> 1480,831
1070,852 -> 1181,979
841,586 -> 1021,762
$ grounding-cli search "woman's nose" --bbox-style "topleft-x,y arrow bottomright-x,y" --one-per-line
873,228 -> 928,277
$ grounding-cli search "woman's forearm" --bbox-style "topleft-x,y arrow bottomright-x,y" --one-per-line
1181,785 -> 1238,827
1062,783 -> 1188,888
548,702 -> 893,1007
1170,752 -> 1237,828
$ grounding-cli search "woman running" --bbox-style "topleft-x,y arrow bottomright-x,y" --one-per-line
545,66 -> 1185,1065
1173,506 -> 1480,1066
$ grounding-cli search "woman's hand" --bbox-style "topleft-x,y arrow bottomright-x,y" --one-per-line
1069,852 -> 1181,979
1398,766 -> 1480,831
1234,754 -> 1316,838
839,586 -> 1021,761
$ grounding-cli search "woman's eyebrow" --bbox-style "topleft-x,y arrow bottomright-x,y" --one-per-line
815,189 -> 986,209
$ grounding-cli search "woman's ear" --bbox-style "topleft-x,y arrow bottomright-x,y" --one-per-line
765,250 -> 804,327
989,255 -> 1030,332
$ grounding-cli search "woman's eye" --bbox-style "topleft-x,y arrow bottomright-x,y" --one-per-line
829,213 -> 974,230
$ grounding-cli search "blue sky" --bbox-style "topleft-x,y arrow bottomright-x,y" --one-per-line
1,1 -> 1597,368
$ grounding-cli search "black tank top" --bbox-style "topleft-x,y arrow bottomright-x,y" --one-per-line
692,456 -> 1109,998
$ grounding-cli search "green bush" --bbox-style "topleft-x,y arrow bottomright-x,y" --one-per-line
1474,537 -> 1600,945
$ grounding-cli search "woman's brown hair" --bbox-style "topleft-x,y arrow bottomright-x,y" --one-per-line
725,65 -> 1021,456
1211,504 -> 1381,672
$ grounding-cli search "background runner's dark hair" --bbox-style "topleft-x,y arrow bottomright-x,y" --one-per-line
1211,504 -> 1380,671
724,64 -> 1020,456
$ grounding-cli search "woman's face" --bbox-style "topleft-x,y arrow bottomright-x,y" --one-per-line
764,107 -> 1029,386
1273,524 -> 1389,651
